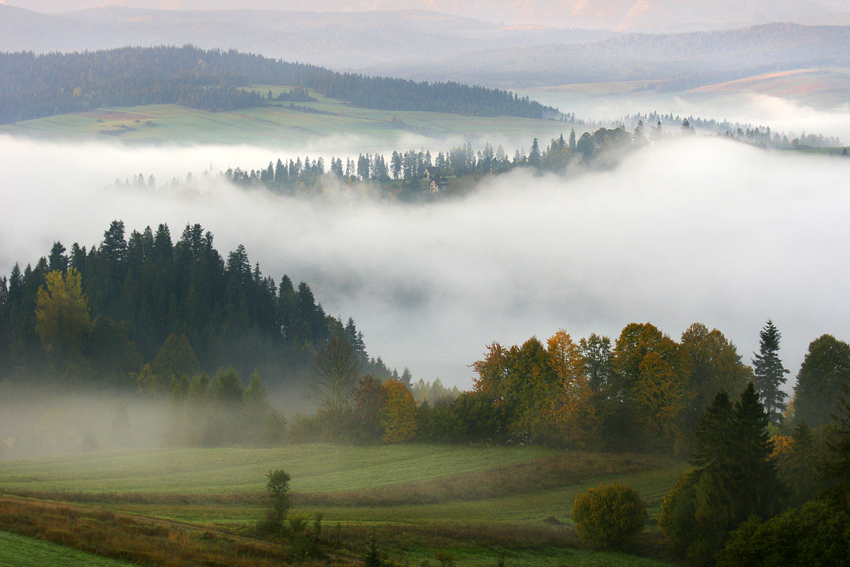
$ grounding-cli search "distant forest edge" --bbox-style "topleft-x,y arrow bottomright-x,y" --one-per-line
0,45 -> 560,125
0,221 -> 404,391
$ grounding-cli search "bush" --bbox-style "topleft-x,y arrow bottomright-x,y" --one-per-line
571,482 -> 647,550
717,499 -> 850,567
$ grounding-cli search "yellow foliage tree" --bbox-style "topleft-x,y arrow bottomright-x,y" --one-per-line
547,330 -> 599,446
35,269 -> 92,361
379,379 -> 418,444
633,352 -> 685,438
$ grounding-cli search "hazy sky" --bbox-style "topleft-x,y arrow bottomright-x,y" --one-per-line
6,0 -> 850,30
2,126 -> 849,390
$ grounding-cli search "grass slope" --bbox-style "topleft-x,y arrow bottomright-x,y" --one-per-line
0,530 -> 136,567
0,444 -> 684,567
0,443 -> 684,528
0,86 -> 572,147
0,444 -> 558,495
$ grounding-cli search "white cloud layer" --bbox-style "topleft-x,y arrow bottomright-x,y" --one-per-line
2,133 -> 849,391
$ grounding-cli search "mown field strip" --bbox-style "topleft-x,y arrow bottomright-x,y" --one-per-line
0,443 -> 558,494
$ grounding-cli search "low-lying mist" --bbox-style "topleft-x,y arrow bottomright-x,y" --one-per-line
2,132 -> 849,397
0,387 -> 168,460
527,90 -> 850,144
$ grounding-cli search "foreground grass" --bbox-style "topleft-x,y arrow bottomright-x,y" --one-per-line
0,530 -> 137,567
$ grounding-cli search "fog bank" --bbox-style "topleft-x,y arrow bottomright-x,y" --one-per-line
2,134 -> 849,391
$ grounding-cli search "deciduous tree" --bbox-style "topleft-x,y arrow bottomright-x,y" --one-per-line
35,268 -> 91,363
379,378 -> 417,443
793,334 -> 850,428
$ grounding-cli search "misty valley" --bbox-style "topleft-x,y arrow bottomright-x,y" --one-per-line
2,5 -> 850,567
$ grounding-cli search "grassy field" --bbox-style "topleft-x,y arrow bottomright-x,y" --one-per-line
0,444 -> 559,494
0,531 -> 139,567
0,443 -> 685,567
0,85 -> 575,148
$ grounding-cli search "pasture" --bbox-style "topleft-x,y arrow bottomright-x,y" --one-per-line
0,86 -> 574,148
0,443 -> 684,567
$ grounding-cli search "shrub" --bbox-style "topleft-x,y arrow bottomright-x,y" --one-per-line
717,499 -> 850,567
571,482 -> 647,550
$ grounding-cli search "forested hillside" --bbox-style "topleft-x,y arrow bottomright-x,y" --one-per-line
0,45 -> 559,125
0,221 -> 398,390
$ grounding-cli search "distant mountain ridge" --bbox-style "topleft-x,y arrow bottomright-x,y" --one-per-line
3,5 -> 850,90
365,23 -> 850,88
5,0 -> 850,31
0,5 -> 613,70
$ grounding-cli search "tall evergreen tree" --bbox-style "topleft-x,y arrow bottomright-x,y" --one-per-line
527,138 -> 542,169
660,383 -> 783,566
751,320 -> 789,425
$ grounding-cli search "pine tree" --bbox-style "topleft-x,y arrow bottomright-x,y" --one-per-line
751,320 -> 789,425
528,137 -> 542,169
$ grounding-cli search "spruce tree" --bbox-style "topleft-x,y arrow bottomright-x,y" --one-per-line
751,320 -> 789,425
731,383 -> 783,523
822,382 -> 850,508
528,137 -> 542,169
660,383 -> 783,565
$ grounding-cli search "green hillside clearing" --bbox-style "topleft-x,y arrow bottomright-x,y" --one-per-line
0,86 -> 574,147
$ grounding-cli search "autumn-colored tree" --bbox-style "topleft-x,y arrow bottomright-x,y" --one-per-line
613,323 -> 681,395
35,268 -> 92,362
379,378 -> 417,443
609,323 -> 685,449
473,338 -> 560,443
679,323 -> 751,442
548,330 -> 598,446
471,341 -> 509,396
633,351 -> 685,440
506,338 -> 559,442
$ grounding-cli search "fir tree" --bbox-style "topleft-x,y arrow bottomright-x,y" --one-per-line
528,137 -> 542,169
751,320 -> 789,425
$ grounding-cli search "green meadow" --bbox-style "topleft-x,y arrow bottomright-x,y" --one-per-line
0,444 -> 558,495
0,531 -> 137,567
0,443 -> 685,566
0,85 -> 574,147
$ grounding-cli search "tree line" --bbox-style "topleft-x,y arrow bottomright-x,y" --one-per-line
225,127 -> 634,193
121,127 -> 633,200
0,45 -> 560,125
293,319 -> 849,566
